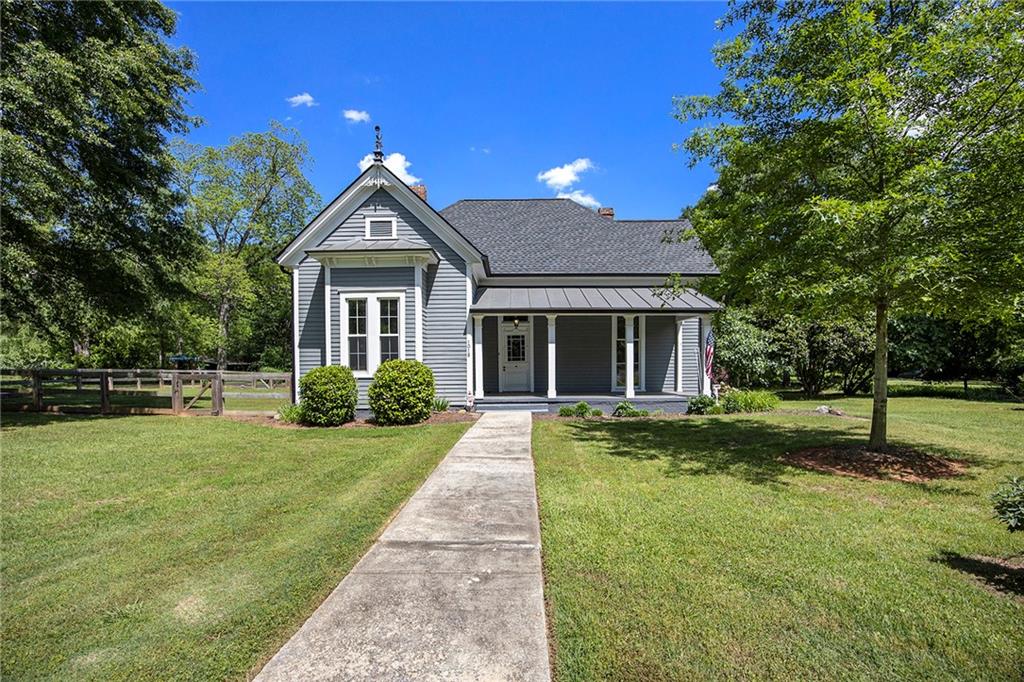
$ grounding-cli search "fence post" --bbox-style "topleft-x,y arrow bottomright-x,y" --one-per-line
99,371 -> 111,414
212,372 -> 224,416
31,371 -> 43,411
76,372 -> 83,392
136,371 -> 142,390
171,373 -> 183,413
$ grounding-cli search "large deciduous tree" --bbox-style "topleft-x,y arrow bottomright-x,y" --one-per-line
676,0 -> 1023,447
1,1 -> 199,355
175,122 -> 319,369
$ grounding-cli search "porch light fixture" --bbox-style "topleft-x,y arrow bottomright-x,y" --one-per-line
513,318 -> 520,330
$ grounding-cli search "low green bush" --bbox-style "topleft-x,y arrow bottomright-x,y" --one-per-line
299,366 -> 358,426
431,397 -> 450,413
992,476 -> 1024,532
612,401 -> 649,418
721,389 -> 780,414
590,408 -> 603,417
687,395 -> 717,415
368,360 -> 435,425
277,402 -> 304,424
558,401 -> 593,418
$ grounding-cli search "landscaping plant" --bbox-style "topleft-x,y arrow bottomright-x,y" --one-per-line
558,401 -> 593,418
298,365 -> 358,426
720,389 -> 780,414
991,476 -> 1024,533
686,395 -> 717,415
431,397 -> 450,413
612,401 -> 649,418
368,359 -> 435,425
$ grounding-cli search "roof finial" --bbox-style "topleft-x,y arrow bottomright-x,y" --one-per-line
373,125 -> 383,163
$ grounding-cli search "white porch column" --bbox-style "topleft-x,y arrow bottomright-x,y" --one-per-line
546,314 -> 557,398
675,316 -> 684,394
473,315 -> 484,399
625,314 -> 636,399
323,266 -> 332,365
698,313 -> 712,396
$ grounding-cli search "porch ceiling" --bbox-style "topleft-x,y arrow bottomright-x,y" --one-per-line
471,286 -> 721,313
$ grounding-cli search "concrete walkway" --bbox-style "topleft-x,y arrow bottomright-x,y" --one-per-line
255,411 -> 550,682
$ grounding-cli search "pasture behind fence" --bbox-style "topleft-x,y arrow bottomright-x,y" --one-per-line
0,368 -> 292,416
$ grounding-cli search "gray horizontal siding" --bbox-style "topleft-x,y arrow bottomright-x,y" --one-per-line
296,188 -> 469,406
645,315 -> 676,393
680,317 -> 700,395
556,316 -> 612,393
297,258 -> 325,381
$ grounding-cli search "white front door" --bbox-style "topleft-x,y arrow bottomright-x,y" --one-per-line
499,317 -> 532,392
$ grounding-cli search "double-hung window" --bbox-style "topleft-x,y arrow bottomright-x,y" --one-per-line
341,292 -> 404,376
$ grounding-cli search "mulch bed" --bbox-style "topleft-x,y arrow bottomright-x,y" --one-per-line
225,411 -> 479,429
782,444 -> 968,483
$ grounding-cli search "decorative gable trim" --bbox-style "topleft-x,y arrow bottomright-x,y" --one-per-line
275,164 -> 485,272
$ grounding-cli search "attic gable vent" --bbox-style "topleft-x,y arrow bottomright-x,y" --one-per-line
365,216 -> 397,239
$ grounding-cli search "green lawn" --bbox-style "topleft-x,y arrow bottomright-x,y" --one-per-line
1,413 -> 470,680
534,395 -> 1024,681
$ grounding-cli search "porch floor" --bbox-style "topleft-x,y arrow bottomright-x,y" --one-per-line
474,392 -> 691,414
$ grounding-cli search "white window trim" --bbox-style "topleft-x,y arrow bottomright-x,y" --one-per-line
610,314 -> 646,392
340,290 -> 406,377
364,216 -> 398,240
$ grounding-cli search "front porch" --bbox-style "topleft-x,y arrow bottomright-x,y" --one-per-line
474,391 -> 691,414
469,286 -> 718,414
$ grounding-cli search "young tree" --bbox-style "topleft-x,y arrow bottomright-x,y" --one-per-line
676,0 -> 1023,447
176,122 -> 319,368
1,1 -> 199,353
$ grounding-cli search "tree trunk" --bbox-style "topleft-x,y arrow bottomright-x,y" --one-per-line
869,302 -> 888,449
217,300 -> 230,370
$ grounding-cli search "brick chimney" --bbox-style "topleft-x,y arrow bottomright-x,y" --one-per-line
597,207 -> 615,219
409,185 -> 428,202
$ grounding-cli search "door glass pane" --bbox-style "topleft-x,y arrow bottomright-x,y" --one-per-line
506,335 -> 526,362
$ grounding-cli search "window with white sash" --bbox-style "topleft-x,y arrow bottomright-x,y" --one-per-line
340,291 -> 405,376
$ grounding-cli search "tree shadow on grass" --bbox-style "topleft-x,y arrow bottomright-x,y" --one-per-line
563,416 -> 986,490
934,551 -> 1024,601
564,417 -> 867,486
0,411 -> 147,430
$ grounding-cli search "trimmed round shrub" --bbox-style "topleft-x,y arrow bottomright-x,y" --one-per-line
368,359 -> 435,425
299,365 -> 358,426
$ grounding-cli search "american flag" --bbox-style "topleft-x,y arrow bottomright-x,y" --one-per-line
704,329 -> 715,380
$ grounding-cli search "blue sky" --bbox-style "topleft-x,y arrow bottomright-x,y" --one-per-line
168,2 -> 729,218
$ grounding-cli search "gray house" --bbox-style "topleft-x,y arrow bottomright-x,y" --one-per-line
276,139 -> 721,413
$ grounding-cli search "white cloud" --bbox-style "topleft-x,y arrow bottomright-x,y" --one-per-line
536,158 -> 594,191
343,109 -> 371,123
469,146 -> 492,155
557,190 -> 601,210
286,92 -> 317,107
358,152 -> 421,185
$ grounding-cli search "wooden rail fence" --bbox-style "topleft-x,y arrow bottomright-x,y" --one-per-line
0,369 -> 292,416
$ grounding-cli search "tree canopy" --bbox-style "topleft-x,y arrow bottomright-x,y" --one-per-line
677,0 -> 1024,446
1,1 -> 199,353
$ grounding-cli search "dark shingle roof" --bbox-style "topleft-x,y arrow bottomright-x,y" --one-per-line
440,198 -> 718,276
